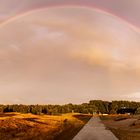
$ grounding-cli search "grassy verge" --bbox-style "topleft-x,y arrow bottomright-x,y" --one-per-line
0,113 -> 92,140
54,114 -> 92,140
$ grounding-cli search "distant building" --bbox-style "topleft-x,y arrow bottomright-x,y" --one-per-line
117,107 -> 136,115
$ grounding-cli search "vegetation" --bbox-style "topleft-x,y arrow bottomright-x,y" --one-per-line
0,112 -> 91,140
0,100 -> 140,115
101,115 -> 140,140
135,107 -> 140,115
0,100 -> 140,140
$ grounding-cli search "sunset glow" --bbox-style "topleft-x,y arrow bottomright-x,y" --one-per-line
0,0 -> 140,104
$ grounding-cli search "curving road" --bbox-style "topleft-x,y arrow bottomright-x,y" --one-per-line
73,116 -> 118,140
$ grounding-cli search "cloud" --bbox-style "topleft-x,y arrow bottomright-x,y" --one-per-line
121,92 -> 140,101
71,47 -> 111,67
0,7 -> 140,103
71,45 -> 140,71
32,25 -> 65,41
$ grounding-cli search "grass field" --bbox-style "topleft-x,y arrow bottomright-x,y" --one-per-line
0,112 -> 92,140
100,115 -> 140,140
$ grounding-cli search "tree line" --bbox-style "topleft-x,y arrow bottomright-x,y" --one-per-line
0,100 -> 140,115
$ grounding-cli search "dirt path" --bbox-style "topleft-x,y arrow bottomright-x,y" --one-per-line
72,117 -> 118,140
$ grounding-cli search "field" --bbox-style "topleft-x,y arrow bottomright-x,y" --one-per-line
0,112 -> 92,140
100,115 -> 140,140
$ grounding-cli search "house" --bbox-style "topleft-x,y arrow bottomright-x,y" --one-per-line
117,107 -> 136,115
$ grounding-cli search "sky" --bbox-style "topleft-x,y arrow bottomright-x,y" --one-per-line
0,0 -> 140,104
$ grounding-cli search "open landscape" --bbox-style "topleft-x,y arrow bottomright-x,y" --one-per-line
0,112 -> 91,140
0,1 -> 140,140
101,115 -> 140,140
0,100 -> 140,139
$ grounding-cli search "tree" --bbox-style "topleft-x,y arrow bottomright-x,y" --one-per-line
135,107 -> 140,114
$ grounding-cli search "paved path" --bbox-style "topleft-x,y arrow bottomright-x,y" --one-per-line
73,117 -> 118,140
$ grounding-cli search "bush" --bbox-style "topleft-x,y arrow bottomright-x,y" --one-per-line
135,107 -> 140,115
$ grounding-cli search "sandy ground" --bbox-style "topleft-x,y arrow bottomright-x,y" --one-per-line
103,118 -> 137,128
101,115 -> 140,140
72,117 -> 118,140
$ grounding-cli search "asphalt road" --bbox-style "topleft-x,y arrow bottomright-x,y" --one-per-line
72,116 -> 118,140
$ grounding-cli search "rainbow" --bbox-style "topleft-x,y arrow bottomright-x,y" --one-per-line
0,5 -> 140,34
